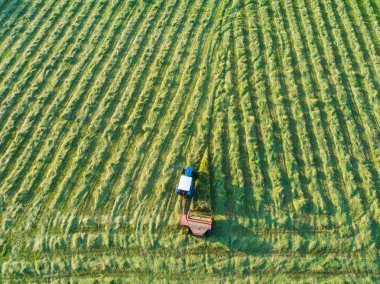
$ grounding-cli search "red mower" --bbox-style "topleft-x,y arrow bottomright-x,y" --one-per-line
180,208 -> 212,237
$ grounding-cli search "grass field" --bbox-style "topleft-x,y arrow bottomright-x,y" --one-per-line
0,0 -> 379,282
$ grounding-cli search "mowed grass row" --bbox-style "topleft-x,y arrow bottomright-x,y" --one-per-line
1,0 -> 132,231
0,0 -> 379,281
6,0 -> 129,233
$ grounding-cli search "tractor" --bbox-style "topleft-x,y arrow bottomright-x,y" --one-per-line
176,166 -> 196,197
176,166 -> 212,237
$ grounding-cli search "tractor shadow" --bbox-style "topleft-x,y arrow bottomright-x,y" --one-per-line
183,169 -> 273,256
184,195 -> 273,257
203,219 -> 273,256
178,162 -> 277,256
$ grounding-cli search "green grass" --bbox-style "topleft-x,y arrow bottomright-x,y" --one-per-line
0,0 -> 379,282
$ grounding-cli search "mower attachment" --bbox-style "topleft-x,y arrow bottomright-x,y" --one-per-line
180,210 -> 212,237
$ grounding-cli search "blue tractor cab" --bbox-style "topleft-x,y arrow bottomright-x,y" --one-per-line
176,166 -> 195,197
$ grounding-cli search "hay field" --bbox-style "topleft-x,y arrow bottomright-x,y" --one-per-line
0,0 -> 379,282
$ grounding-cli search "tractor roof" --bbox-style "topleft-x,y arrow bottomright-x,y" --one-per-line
178,175 -> 192,192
